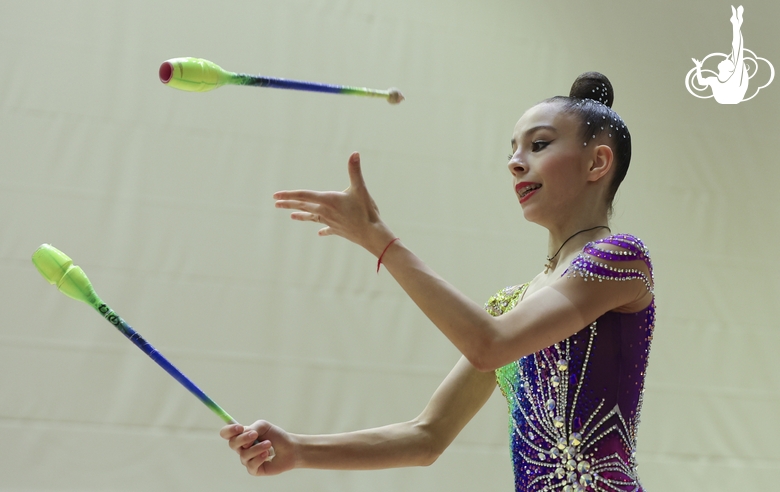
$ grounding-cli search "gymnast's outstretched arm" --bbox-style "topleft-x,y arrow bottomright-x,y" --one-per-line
220,356 -> 496,476
274,153 -> 651,372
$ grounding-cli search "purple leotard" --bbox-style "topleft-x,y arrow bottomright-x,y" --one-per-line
488,234 -> 654,492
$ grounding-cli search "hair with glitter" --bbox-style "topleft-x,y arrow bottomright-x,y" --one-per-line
544,72 -> 632,212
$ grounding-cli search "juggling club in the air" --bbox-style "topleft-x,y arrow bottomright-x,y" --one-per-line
159,57 -> 404,104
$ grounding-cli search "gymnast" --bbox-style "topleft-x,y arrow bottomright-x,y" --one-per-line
221,72 -> 654,492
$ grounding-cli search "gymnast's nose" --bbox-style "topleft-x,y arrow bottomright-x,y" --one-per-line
507,154 -> 527,176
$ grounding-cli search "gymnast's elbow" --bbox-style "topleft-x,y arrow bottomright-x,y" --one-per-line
408,418 -> 452,467
419,446 -> 443,467
413,429 -> 446,467
463,326 -> 504,373
467,352 -> 502,373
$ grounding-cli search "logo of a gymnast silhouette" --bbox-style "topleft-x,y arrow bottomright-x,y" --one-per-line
685,5 -> 774,104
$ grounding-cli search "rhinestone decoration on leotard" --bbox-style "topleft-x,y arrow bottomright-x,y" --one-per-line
565,235 -> 654,295
488,234 -> 654,492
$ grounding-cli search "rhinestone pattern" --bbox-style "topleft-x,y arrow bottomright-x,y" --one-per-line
489,234 -> 654,492
566,234 -> 654,295
573,97 -> 630,147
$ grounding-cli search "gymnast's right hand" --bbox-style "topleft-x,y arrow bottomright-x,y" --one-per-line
220,420 -> 296,476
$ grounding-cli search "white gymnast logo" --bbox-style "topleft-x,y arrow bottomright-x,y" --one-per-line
685,5 -> 774,104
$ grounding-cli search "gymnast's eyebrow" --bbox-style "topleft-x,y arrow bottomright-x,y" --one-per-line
511,125 -> 557,147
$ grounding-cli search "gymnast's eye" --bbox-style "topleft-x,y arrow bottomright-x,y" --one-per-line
532,141 -> 550,152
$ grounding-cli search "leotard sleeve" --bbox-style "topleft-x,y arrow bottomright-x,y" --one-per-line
564,234 -> 654,295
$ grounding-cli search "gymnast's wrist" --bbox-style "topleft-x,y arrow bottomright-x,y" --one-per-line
287,432 -> 307,469
289,433 -> 338,469
365,223 -> 398,258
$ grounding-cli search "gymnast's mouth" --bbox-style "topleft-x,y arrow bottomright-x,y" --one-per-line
516,183 -> 541,198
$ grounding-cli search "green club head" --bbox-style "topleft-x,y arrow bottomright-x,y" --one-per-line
32,244 -> 97,304
159,57 -> 233,92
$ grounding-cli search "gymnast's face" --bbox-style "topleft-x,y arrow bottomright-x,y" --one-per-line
507,102 -> 594,224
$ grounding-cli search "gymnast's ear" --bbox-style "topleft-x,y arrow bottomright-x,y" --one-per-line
587,144 -> 613,183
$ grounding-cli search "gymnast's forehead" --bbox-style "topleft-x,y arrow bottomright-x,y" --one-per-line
512,102 -> 577,143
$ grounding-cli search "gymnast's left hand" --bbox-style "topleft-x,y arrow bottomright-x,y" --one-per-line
274,152 -> 396,256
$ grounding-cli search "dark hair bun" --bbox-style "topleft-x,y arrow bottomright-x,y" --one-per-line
569,72 -> 614,108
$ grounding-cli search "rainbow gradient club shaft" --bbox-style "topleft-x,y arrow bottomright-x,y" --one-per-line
31,244 -> 274,459
159,57 -> 404,104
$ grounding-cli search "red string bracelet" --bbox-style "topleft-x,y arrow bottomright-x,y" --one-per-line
376,237 -> 400,273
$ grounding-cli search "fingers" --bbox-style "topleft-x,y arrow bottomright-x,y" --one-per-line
290,211 -> 324,224
273,151 -> 366,206
221,420 -> 278,477
274,198 -> 318,211
240,440 -> 275,476
240,421 -> 274,475
227,428 -> 260,452
240,439 -> 274,465
274,152 -> 366,200
273,151 -> 379,243
223,420 -> 271,452
220,424 -> 243,440
273,189 -> 328,202
276,199 -> 327,223
347,152 -> 367,192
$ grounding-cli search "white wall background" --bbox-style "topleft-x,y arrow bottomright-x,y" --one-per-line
1,1 -> 778,490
